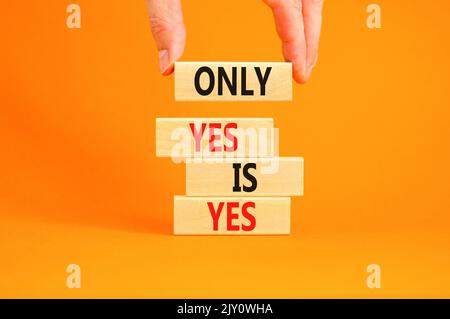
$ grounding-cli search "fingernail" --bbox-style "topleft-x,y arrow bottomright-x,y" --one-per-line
158,50 -> 169,74
306,54 -> 318,80
305,65 -> 313,80
300,60 -> 308,83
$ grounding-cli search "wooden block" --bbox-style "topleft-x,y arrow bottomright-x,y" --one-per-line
186,157 -> 303,196
174,196 -> 290,235
156,118 -> 276,158
175,62 -> 292,101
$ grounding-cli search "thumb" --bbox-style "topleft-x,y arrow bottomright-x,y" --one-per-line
146,0 -> 186,75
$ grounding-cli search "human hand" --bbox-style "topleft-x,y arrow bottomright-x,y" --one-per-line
145,0 -> 323,83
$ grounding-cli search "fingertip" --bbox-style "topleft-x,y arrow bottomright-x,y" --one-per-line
157,31 -> 185,76
158,50 -> 170,74
303,53 -> 318,82
161,63 -> 174,76
291,59 -> 308,84
293,71 -> 308,84
281,37 -> 308,84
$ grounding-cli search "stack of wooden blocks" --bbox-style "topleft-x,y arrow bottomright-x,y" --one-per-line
156,62 -> 304,235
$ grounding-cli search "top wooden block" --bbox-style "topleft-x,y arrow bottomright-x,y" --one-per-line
175,62 -> 292,101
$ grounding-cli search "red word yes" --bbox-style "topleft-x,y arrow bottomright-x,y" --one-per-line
207,201 -> 256,232
189,122 -> 238,152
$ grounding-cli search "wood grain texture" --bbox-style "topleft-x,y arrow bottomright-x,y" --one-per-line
175,62 -> 292,101
174,196 -> 290,235
156,118 -> 275,158
186,157 -> 303,196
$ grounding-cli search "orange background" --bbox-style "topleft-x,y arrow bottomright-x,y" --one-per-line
1,0 -> 450,298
